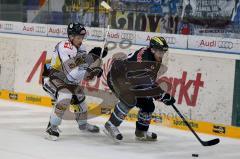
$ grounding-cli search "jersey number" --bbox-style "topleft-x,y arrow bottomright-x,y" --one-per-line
64,42 -> 73,50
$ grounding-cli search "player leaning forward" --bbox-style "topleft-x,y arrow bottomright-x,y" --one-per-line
104,36 -> 176,141
42,23 -> 107,140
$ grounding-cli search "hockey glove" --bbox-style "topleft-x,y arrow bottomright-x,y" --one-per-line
89,47 -> 108,58
89,58 -> 102,68
86,67 -> 103,80
159,92 -> 176,106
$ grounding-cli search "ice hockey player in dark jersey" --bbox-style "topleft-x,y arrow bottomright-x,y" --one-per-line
104,36 -> 176,141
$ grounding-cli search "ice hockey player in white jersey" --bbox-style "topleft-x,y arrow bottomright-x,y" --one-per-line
42,22 -> 108,140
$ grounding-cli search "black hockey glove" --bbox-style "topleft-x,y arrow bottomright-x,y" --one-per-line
86,67 -> 103,79
159,92 -> 176,106
89,47 -> 108,59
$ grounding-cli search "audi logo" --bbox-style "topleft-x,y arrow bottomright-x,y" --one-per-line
121,33 -> 135,40
163,36 -> 176,44
35,26 -> 46,33
91,30 -> 103,37
4,24 -> 13,30
217,41 -> 233,49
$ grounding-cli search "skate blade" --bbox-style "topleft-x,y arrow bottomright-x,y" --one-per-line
103,129 -> 121,144
79,129 -> 100,134
44,133 -> 59,141
135,136 -> 157,142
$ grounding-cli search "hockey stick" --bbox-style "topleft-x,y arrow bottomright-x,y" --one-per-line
100,1 -> 112,59
171,104 -> 220,146
100,25 -> 110,59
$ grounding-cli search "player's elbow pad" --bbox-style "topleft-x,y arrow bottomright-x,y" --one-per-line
67,67 -> 86,83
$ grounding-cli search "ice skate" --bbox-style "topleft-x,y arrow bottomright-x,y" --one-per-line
79,123 -> 100,133
103,121 -> 123,142
45,122 -> 61,141
135,128 -> 157,141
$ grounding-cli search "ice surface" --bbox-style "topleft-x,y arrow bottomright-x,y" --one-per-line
0,99 -> 239,159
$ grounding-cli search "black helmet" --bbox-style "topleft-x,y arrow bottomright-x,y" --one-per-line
67,22 -> 86,37
150,36 -> 168,51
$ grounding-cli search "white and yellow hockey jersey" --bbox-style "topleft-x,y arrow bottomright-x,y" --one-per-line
50,40 -> 88,84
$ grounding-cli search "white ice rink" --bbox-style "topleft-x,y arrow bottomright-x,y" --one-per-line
0,99 -> 239,159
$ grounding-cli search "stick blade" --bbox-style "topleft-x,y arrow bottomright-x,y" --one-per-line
202,138 -> 220,146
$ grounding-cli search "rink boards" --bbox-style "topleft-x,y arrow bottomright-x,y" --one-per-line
0,33 -> 240,139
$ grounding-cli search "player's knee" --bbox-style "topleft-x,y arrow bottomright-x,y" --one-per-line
55,89 -> 72,112
57,89 -> 72,101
